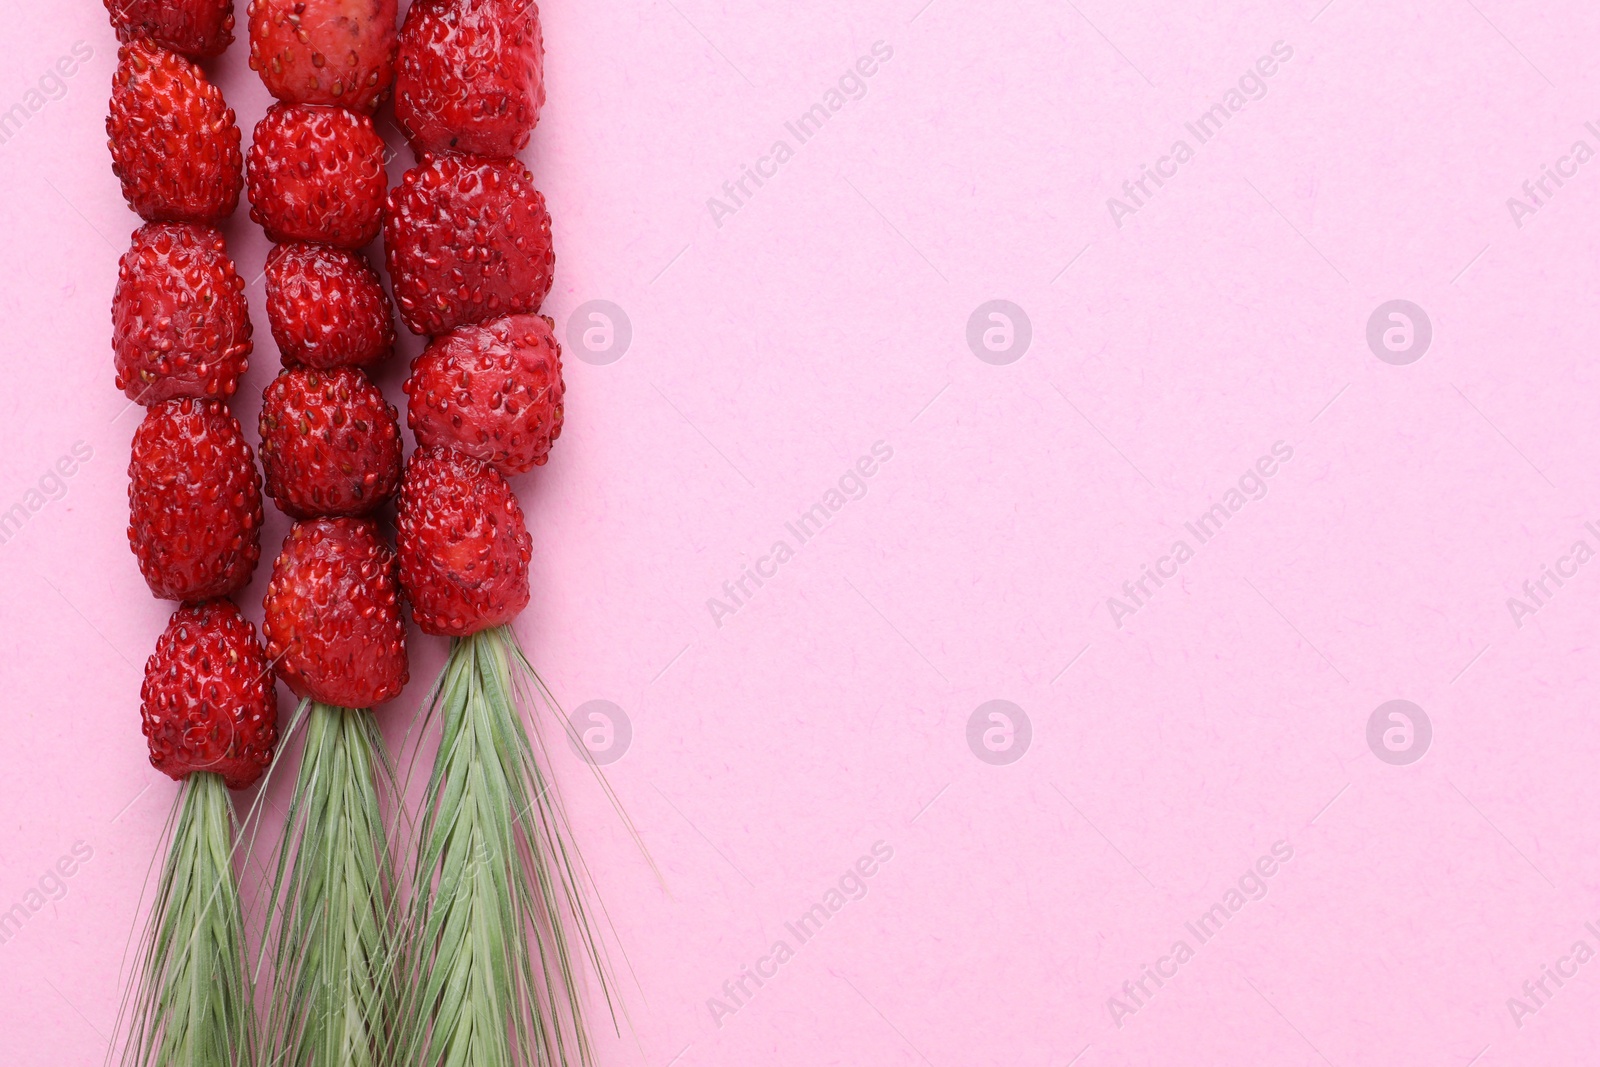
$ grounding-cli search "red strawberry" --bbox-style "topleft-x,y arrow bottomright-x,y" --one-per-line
265,243 -> 394,369
394,0 -> 545,158
405,313 -> 563,476
130,399 -> 263,601
107,41 -> 243,225
113,223 -> 253,406
247,0 -> 399,113
383,154 -> 553,336
259,366 -> 402,518
141,599 -> 278,789
247,103 -> 387,248
396,447 -> 531,636
107,0 -> 236,60
262,518 -> 408,707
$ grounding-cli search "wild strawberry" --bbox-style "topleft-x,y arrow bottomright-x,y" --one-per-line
129,399 -> 263,601
248,0 -> 398,113
141,599 -> 277,789
394,0 -> 544,158
265,243 -> 394,369
405,314 -> 563,476
259,366 -> 402,518
247,103 -> 387,248
107,0 -> 237,60
107,41 -> 243,225
383,154 -> 553,336
262,518 -> 408,707
396,447 -> 531,636
113,223 -> 252,406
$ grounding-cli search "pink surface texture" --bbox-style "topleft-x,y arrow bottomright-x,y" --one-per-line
3,0 -> 1600,1064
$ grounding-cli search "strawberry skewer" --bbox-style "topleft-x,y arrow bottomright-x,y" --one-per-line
103,7 -> 276,1064
240,3 -> 408,1062
257,514 -> 408,1067
386,3 -> 622,1063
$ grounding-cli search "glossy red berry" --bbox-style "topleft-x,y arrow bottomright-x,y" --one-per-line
264,243 -> 394,369
107,0 -> 237,60
247,0 -> 399,113
395,447 -> 531,636
405,313 -> 563,476
107,40 -> 243,225
129,399 -> 263,602
142,599 -> 278,790
383,154 -> 553,337
248,103 -> 387,248
394,0 -> 544,158
258,367 -> 402,518
113,223 -> 253,405
262,518 -> 408,708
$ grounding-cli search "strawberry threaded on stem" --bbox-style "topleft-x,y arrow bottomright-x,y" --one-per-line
383,4 -> 632,1062
140,599 -> 278,788
127,399 -> 263,602
257,369 -> 404,520
241,6 -> 409,1058
248,0 -> 399,114
395,446 -> 531,637
264,242 -> 396,370
107,13 -> 274,1064
262,518 -> 409,707
382,153 -> 555,337
404,312 -> 565,477
112,223 -> 253,406
246,102 -> 388,248
107,40 -> 243,225
106,0 -> 237,60
394,0 -> 546,157
118,600 -> 277,1067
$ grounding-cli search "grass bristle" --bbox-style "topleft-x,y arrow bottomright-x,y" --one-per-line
393,624 -> 621,1067
262,701 -> 400,1067
115,771 -> 255,1067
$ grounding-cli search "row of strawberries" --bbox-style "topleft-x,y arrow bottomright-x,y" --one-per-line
108,0 -> 564,787
105,1 -> 584,1058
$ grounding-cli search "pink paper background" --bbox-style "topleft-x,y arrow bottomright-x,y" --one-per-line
4,0 -> 1600,1063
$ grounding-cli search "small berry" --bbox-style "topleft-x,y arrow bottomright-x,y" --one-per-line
248,0 -> 399,113
107,40 -> 243,225
384,154 -> 554,336
405,313 -> 563,476
395,0 -> 544,158
263,518 -> 409,708
113,223 -> 253,405
258,367 -> 402,518
107,0 -> 237,60
265,243 -> 394,369
129,399 -> 263,601
248,103 -> 387,248
396,447 -> 531,636
141,599 -> 278,790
